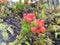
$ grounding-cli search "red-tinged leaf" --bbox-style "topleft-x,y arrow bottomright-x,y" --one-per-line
31,27 -> 41,35
23,16 -> 26,19
31,27 -> 37,32
23,13 -> 27,17
39,22 -> 44,28
23,13 -> 36,23
40,27 -> 46,33
40,20 -> 45,24
26,18 -> 32,23
36,29 -> 40,34
27,13 -> 35,18
32,16 -> 36,20
36,19 -> 44,27
36,19 -> 40,25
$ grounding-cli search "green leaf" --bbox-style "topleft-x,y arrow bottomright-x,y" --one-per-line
20,20 -> 31,36
15,2 -> 26,12
18,44 -> 21,45
0,19 -> 3,22
31,20 -> 36,27
0,23 -> 7,32
25,41 -> 30,45
9,39 -> 19,45
2,32 -> 8,40
0,42 -> 6,45
57,18 -> 60,24
41,9 -> 47,19
7,26 -> 13,35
